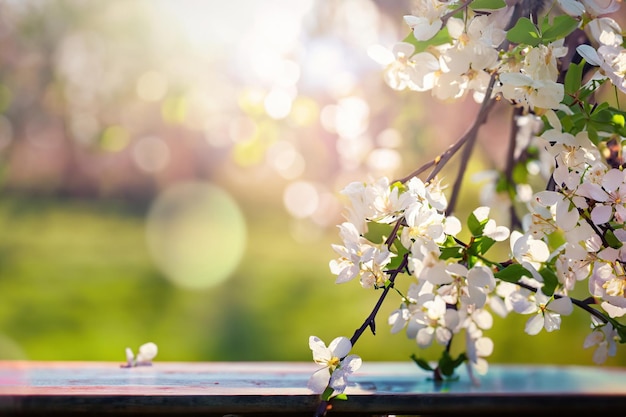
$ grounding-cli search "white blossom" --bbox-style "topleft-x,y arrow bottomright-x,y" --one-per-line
307,336 -> 362,395
513,291 -> 573,335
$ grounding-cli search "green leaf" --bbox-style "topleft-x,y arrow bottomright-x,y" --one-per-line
506,17 -> 541,47
495,263 -> 532,283
612,113 -> 625,128
438,351 -> 467,377
411,354 -> 434,371
512,162 -> 529,185
467,212 -> 486,237
472,236 -> 496,256
564,61 -> 583,96
364,221 -> 393,243
440,246 -> 463,260
402,26 -> 451,54
542,15 -> 579,43
333,394 -> 348,401
388,243 -> 408,270
539,267 -> 558,296
471,0 -> 506,9
605,228 -> 623,249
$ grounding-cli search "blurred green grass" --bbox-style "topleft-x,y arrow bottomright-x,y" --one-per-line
0,195 -> 623,368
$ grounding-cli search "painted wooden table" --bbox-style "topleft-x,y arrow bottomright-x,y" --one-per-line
1,361 -> 626,416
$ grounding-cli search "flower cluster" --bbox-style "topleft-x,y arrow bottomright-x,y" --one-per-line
309,0 -> 626,410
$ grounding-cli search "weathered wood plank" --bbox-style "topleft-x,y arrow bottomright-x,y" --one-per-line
0,361 -> 625,416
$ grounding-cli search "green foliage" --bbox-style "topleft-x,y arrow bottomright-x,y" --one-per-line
438,350 -> 467,378
364,221 -> 393,243
604,228 -> 623,249
564,61 -> 584,96
467,211 -> 487,237
411,353 -> 434,371
539,266 -> 559,296
495,263 -> 532,283
402,26 -> 452,54
506,15 -> 578,47
470,0 -> 506,9
540,15 -> 579,44
506,18 -> 542,46
321,386 -> 335,401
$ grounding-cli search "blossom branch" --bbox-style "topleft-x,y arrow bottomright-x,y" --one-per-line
350,253 -> 410,346
313,254 -> 409,417
515,280 -> 609,326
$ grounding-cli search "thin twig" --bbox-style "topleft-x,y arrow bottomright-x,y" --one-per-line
505,107 -> 524,229
444,75 -> 498,214
313,254 -> 409,417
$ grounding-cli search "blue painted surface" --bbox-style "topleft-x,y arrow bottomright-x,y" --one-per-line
1,361 -> 625,394
0,362 -> 625,415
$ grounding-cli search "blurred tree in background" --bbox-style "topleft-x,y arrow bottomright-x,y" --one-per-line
0,0 -> 623,367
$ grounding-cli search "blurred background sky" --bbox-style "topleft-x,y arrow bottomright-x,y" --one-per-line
0,0 -> 624,367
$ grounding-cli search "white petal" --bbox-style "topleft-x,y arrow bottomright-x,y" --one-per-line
576,45 -> 602,66
550,296 -> 573,315
329,336 -> 352,358
136,342 -> 158,362
309,336 -> 331,363
556,202 -> 579,231
499,72 -> 532,87
525,314 -> 545,335
413,19 -> 443,41
443,215 -> 462,236
341,354 -> 362,373
602,169 -> 624,192
557,0 -> 586,15
417,327 -> 435,348
583,330 -> 603,349
601,301 -> 626,318
392,42 -> 416,59
511,294 -> 536,314
543,312 -> 562,332
329,370 -> 348,393
473,206 -> 491,222
476,337 -> 494,357
591,205 -> 613,225
307,368 -> 331,394
592,343 -> 609,364
367,44 -> 394,66
473,309 -> 494,330
125,347 -> 134,363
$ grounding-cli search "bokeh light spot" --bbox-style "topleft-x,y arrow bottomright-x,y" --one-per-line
146,182 -> 247,290
136,71 -> 168,102
267,140 -> 305,179
264,89 -> 293,120
290,96 -> 319,126
100,125 -> 130,152
132,136 -> 170,173
366,148 -> 402,174
70,113 -> 99,145
161,95 -> 188,124
283,181 -> 319,218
